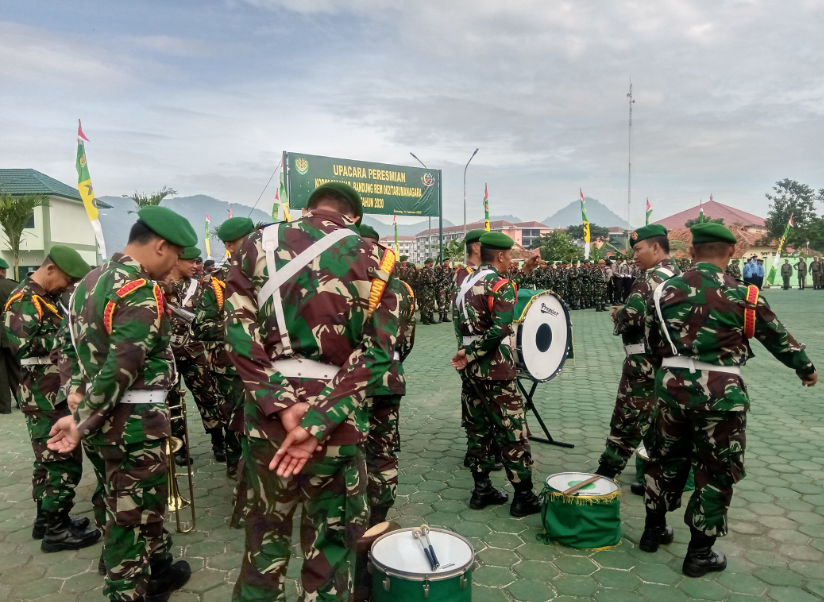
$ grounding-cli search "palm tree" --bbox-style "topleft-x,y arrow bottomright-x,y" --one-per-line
124,187 -> 177,213
0,192 -> 50,280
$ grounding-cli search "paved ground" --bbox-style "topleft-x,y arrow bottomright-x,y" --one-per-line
0,288 -> 823,601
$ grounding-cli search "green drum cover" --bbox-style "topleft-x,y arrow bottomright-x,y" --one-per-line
514,289 -> 546,321
371,569 -> 472,602
635,456 -> 695,492
538,484 -> 622,550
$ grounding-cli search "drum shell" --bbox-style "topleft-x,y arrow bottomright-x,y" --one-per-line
369,568 -> 472,602
512,289 -> 571,382
635,445 -> 695,491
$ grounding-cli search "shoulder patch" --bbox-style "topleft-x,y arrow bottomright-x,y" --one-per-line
489,279 -> 516,312
743,285 -> 759,339
152,284 -> 165,328
4,291 -> 24,312
367,248 -> 397,318
116,278 -> 148,298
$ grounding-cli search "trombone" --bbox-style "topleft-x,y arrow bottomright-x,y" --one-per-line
166,383 -> 196,533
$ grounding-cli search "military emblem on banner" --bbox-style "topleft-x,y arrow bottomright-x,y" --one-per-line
295,158 -> 309,174
421,172 -> 435,187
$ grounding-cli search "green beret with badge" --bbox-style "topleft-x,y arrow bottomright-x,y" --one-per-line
48,245 -> 91,279
179,246 -> 201,260
358,224 -> 380,241
307,181 -> 363,220
399,255 -> 408,261
690,223 -> 738,245
464,229 -> 487,245
137,205 -> 198,247
218,217 -> 256,242
630,224 -> 668,248
480,232 -> 514,250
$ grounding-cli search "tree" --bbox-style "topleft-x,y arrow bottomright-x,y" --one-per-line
760,179 -> 824,251
124,186 -> 178,213
0,192 -> 50,280
532,230 -> 583,262
566,223 -> 610,240
441,239 -> 463,262
685,217 -> 724,228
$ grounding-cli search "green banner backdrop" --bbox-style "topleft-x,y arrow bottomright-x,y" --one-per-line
285,152 -> 440,216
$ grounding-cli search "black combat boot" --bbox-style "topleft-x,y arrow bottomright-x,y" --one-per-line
469,474 -> 509,510
682,528 -> 726,577
630,481 -> 645,496
146,558 -> 192,602
594,463 -> 618,480
41,510 -> 101,552
442,314 -> 451,322
510,481 -> 542,517
32,500 -> 90,539
210,428 -> 227,463
175,443 -> 192,467
639,508 -> 674,553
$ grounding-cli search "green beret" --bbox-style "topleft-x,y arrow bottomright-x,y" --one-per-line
180,246 -> 201,260
307,182 -> 363,220
691,223 -> 737,245
424,257 -> 434,264
137,206 -> 198,247
407,263 -> 415,268
480,232 -> 514,250
358,224 -> 380,241
464,229 -> 487,245
48,245 -> 91,279
630,224 -> 668,248
399,255 -> 408,261
0,258 -> 8,269
218,217 -> 255,243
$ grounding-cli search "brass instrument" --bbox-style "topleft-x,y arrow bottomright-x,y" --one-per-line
166,385 -> 196,533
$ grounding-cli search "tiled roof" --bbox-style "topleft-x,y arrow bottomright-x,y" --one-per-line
0,169 -> 112,207
380,235 -> 415,241
653,200 -> 764,230
417,219 -> 549,236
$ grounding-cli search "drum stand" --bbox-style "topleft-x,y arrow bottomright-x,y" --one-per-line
517,377 -> 574,449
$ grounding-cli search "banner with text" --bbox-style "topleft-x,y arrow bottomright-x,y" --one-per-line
285,152 -> 439,216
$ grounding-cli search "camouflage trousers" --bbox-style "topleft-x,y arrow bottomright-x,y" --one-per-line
100,438 -> 173,602
170,351 -> 223,434
233,436 -> 368,602
644,372 -> 747,537
24,406 -> 83,513
213,370 -> 246,470
599,360 -> 656,474
462,377 -> 533,486
436,290 -> 449,318
366,395 -> 401,526
83,440 -> 108,531
419,290 -> 436,321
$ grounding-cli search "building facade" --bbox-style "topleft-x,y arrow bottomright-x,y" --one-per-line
378,235 -> 416,260
414,220 -> 552,263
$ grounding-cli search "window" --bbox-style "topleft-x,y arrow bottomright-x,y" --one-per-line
24,214 -> 35,229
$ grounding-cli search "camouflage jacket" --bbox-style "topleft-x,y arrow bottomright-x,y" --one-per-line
646,262 -> 815,407
3,278 -> 63,412
192,266 -> 233,371
372,275 -> 415,396
615,258 -> 680,346
224,209 -> 400,445
66,253 -> 175,445
167,276 -> 205,357
452,265 -> 476,344
456,263 -> 517,381
419,267 -> 436,290
726,263 -> 742,279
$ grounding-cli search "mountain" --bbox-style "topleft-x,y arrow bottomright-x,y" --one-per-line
97,195 -> 273,256
364,216 -> 456,237
490,215 -> 524,224
542,198 -> 633,230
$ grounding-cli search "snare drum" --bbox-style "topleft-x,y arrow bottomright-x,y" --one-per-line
539,472 -> 622,550
369,527 -> 474,602
512,290 -> 571,382
635,444 -> 694,491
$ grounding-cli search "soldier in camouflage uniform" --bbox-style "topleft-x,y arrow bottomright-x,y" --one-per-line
593,259 -> 608,311
640,223 -> 817,578
418,258 -> 437,324
725,259 -> 741,280
224,183 -> 400,602
595,226 -> 680,495
48,206 -> 196,601
4,247 -> 101,552
193,217 -> 257,479
438,259 -> 452,322
165,246 -> 227,466
452,232 -> 542,517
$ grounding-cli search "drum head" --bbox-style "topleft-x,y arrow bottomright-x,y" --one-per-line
546,472 -> 619,496
636,444 -> 649,461
516,291 -> 570,382
371,528 -> 474,580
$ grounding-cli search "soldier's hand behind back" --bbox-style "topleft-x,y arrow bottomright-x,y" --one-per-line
451,349 -> 468,370
269,426 -> 321,477
47,415 -> 81,453
801,372 -> 817,387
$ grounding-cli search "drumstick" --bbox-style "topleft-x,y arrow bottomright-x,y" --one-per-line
413,528 -> 435,570
562,475 -> 601,496
421,525 -> 439,569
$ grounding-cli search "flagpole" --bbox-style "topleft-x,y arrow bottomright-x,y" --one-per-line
463,148 -> 479,265
626,81 -> 635,244
410,152 -> 428,262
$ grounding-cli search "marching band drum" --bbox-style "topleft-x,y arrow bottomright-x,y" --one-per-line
512,289 -> 572,382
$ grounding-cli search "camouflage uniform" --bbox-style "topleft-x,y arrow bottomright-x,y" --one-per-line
192,266 -> 245,472
598,259 -> 680,474
456,264 -> 533,487
366,278 -> 415,525
224,209 -> 399,602
4,280 -> 83,514
725,262 -> 742,280
66,254 -> 176,601
167,277 -> 224,438
418,265 -> 437,323
645,262 -> 815,536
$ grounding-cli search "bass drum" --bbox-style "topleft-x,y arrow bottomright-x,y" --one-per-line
512,290 -> 571,382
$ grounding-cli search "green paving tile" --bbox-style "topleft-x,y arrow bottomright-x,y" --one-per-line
592,550 -> 636,570
507,578 -> 556,602
716,572 -> 767,595
553,555 -> 597,575
594,590 -> 645,602
473,584 -> 512,602
552,574 -> 598,597
631,562 -> 681,585
767,586 -> 820,602
514,559 -> 560,581
754,567 -> 805,586
473,565 -> 515,587
483,532 -> 524,549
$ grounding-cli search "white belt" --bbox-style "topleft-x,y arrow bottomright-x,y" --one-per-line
624,343 -> 645,356
272,358 -> 341,380
662,357 -> 741,375
463,335 -> 512,346
120,390 -> 169,404
21,357 -> 51,366
393,351 -> 400,361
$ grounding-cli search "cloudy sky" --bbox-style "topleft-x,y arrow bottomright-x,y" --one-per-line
2,0 -> 823,226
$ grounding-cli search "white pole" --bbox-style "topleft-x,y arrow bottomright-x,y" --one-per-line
463,148 -> 479,264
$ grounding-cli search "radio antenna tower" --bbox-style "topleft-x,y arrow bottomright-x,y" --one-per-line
627,80 -> 635,232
